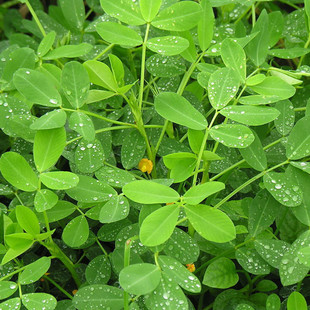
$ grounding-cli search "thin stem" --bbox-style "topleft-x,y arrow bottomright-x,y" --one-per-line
297,33 -> 310,68
1,0 -> 20,8
96,238 -> 108,256
66,125 -> 134,145
210,137 -> 283,181
192,112 -> 219,186
61,108 -> 135,127
138,23 -> 151,110
43,211 -> 53,243
93,43 -> 115,61
44,275 -> 73,299
25,0 -> 46,37
123,239 -> 132,310
214,160 -> 289,209
251,3 -> 256,28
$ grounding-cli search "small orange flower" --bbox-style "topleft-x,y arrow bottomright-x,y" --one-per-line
72,289 -> 78,295
138,158 -> 153,174
186,263 -> 195,273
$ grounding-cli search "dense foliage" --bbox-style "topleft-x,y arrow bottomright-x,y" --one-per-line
0,0 -> 310,309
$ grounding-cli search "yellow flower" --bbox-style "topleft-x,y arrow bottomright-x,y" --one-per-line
72,289 -> 78,295
138,158 -> 153,174
186,263 -> 195,273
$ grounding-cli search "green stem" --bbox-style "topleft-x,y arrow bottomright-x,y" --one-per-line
192,112 -> 219,186
93,43 -> 115,61
298,33 -> 310,68
43,240 -> 81,288
123,239 -> 132,310
25,0 -> 46,37
66,125 -> 134,145
210,137 -> 283,181
1,0 -> 20,8
138,23 -> 151,110
43,211 -> 53,243
44,275 -> 73,299
214,160 -> 289,209
61,108 -> 135,127
96,238 -> 108,256
251,3 -> 256,28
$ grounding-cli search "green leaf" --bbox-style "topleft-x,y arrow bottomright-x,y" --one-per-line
246,74 -> 266,86
0,281 -> 18,299
37,31 -> 56,57
268,11 -> 284,48
256,280 -> 277,292
159,255 -> 201,293
15,205 -> 40,236
286,117 -> 310,160
239,131 -> 267,171
85,255 -> 111,285
155,92 -> 208,130
245,10 -> 269,66
184,204 -> 236,243
268,48 -> 310,59
75,139 -> 104,173
61,61 -> 90,109
263,172 -> 302,207
34,189 -> 58,212
2,48 -> 36,86
96,22 -> 143,47
255,239 -> 290,269
198,0 -> 214,51
122,180 -> 179,204
152,1 -> 202,31
66,175 -> 116,203
69,111 -> 95,141
203,257 -> 239,289
22,293 -> 56,310
86,90 -> 115,104
20,257 -> 51,285
274,100 -> 295,136
163,228 -> 200,264
83,60 -> 117,91
99,196 -> 129,223
239,95 -> 281,105
236,247 -> 271,275
2,240 -> 34,265
99,0 -> 145,25
209,124 -> 255,148
221,38 -> 246,82
44,200 -> 76,223
208,68 -> 240,110
140,0 -> 161,22
146,273 -> 188,309
0,152 -> 38,192
248,190 -> 279,237
140,204 -> 179,246
220,106 -> 280,126
109,54 -> 124,87
266,294 -> 281,310
33,128 -> 66,172
30,109 -> 67,130
250,76 -> 296,100
163,152 -> 197,183
0,298 -> 21,310
43,43 -> 92,60
280,230 -> 310,286
146,54 -> 186,77
119,263 -> 161,295
40,172 -> 79,190
13,68 -> 62,107
73,285 -> 123,310
183,182 -> 225,205
147,36 -> 189,56
59,0 -> 85,31
297,246 -> 310,267
95,166 -> 136,188
287,292 -> 307,310
62,215 -> 89,247
188,129 -> 205,154
121,130 -> 146,169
